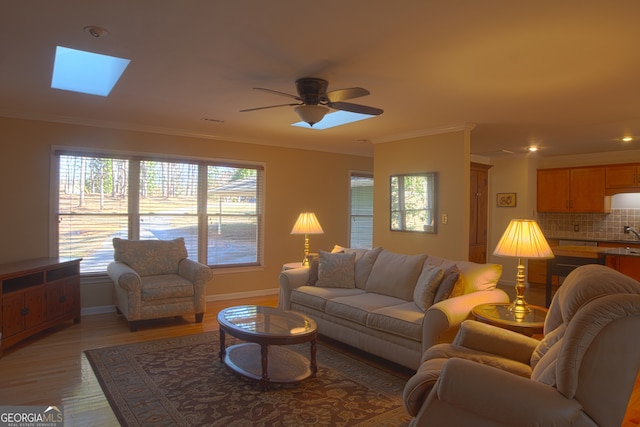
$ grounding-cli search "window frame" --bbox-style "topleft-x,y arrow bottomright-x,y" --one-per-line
50,146 -> 265,276
349,171 -> 374,249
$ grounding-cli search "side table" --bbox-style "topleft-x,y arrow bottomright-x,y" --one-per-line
471,303 -> 547,336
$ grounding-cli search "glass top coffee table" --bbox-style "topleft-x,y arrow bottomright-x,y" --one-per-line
217,305 -> 318,391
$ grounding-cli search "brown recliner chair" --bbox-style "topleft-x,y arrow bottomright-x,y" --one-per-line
403,264 -> 640,427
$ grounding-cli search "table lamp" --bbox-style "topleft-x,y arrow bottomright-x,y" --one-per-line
493,219 -> 554,316
291,212 -> 324,266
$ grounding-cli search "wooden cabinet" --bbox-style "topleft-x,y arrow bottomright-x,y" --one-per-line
537,167 -> 609,213
0,258 -> 81,356
469,162 -> 491,263
605,256 -> 640,281
527,239 -> 559,286
605,164 -> 640,194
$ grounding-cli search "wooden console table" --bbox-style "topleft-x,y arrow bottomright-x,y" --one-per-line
0,257 -> 81,356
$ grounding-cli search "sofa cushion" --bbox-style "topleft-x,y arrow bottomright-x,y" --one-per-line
367,301 -> 425,341
434,265 -> 461,303
413,265 -> 444,311
113,237 -> 188,277
291,286 -> 365,311
365,250 -> 427,300
326,292 -> 407,326
316,250 -> 356,288
140,274 -> 194,301
456,261 -> 503,294
348,246 -> 383,289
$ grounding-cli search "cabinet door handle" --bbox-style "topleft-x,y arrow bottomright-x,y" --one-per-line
59,295 -> 67,303
20,307 -> 30,316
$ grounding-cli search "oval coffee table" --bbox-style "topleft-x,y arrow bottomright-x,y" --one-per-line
217,305 -> 318,391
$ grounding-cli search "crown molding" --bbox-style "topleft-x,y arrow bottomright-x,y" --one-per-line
370,122 -> 477,144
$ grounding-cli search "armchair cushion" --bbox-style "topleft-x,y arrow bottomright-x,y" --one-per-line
141,274 -> 194,301
113,237 -> 187,276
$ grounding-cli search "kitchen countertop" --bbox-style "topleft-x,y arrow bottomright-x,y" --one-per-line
600,247 -> 640,257
550,245 -> 640,258
545,237 -> 640,246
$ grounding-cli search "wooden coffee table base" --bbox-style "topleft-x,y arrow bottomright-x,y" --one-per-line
220,337 -> 317,391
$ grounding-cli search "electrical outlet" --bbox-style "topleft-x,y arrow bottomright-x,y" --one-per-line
574,224 -> 579,232
441,214 -> 448,225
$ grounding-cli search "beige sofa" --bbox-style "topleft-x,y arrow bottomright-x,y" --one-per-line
279,247 -> 509,369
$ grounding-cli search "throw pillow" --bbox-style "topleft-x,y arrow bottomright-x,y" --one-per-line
433,264 -> 461,303
306,254 -> 319,286
315,250 -> 356,288
413,265 -> 444,311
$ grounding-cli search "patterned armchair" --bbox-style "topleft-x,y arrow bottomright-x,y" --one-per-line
107,238 -> 213,331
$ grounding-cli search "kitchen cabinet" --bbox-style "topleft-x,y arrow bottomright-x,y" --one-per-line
537,167 -> 609,213
469,162 -> 491,263
527,239 -> 559,286
605,163 -> 640,194
605,254 -> 640,281
0,258 -> 81,356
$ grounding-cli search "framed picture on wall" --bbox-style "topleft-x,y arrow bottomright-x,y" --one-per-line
497,193 -> 517,207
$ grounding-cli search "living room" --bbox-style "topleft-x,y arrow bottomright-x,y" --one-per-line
2,2 -> 640,425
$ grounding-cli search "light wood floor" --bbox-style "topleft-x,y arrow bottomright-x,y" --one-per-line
0,293 -> 638,426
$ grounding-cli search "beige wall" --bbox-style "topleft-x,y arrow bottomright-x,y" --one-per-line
0,117 -> 372,309
372,129 -> 471,260
487,155 -> 541,284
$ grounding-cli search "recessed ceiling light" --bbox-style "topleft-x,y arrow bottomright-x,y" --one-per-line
620,136 -> 635,142
84,26 -> 108,38
528,146 -> 539,152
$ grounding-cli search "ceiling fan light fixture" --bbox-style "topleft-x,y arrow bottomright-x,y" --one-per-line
294,105 -> 329,126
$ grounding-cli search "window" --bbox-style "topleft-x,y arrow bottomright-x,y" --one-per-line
55,150 -> 263,274
390,173 -> 437,233
349,173 -> 373,248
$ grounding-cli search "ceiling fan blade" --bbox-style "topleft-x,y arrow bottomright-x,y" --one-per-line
240,103 -> 301,112
326,87 -> 370,102
330,101 -> 383,116
253,87 -> 301,101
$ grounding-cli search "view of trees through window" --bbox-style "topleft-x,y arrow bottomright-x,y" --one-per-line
390,173 -> 437,233
56,153 -> 263,274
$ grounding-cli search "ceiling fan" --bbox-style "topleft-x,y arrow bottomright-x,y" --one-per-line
240,77 -> 383,126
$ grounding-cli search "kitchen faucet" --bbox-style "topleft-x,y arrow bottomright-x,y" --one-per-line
624,226 -> 640,241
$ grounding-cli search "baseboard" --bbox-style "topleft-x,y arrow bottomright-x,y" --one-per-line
80,289 -> 279,317
82,305 -> 117,316
206,288 -> 279,301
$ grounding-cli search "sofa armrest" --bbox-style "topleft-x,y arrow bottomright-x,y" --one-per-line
421,288 -> 509,350
414,358 -> 584,426
278,267 -> 310,309
107,261 -> 141,292
453,320 -> 540,364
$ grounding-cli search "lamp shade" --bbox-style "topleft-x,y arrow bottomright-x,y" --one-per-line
294,105 -> 329,126
291,212 -> 324,235
493,219 -> 554,259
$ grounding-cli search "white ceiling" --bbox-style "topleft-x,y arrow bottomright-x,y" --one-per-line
2,1 -> 640,158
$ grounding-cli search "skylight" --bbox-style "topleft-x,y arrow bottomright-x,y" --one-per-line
51,46 -> 130,96
292,110 -> 375,130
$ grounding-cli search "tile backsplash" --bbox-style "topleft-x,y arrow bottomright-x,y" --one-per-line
537,209 -> 640,241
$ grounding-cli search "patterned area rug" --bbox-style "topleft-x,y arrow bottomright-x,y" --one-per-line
85,331 -> 413,426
